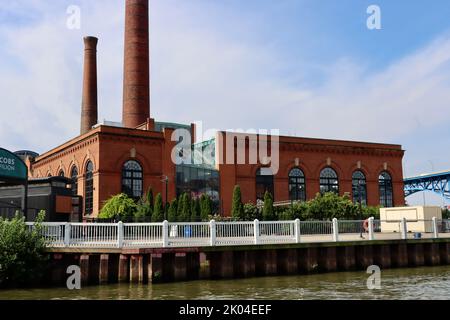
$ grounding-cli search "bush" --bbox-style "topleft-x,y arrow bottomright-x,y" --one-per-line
151,193 -> 164,222
168,199 -> 178,222
0,211 -> 48,288
231,185 -> 245,220
308,192 -> 359,220
191,198 -> 201,222
99,194 -> 137,220
262,192 -> 274,221
243,202 -> 260,221
200,194 -> 212,221
178,193 -> 191,222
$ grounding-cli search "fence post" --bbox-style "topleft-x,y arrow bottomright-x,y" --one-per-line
210,220 -> 216,246
294,219 -> 301,243
401,217 -> 407,240
64,223 -> 71,247
432,217 -> 439,239
254,219 -> 260,245
332,218 -> 339,242
368,217 -> 374,241
162,220 -> 169,248
117,221 -> 124,248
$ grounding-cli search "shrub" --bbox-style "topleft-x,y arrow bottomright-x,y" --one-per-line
200,194 -> 212,221
191,198 -> 201,222
262,191 -> 274,221
151,193 -> 164,222
168,199 -> 178,222
231,185 -> 245,220
0,211 -> 48,288
99,194 -> 137,220
178,193 -> 191,222
243,202 -> 260,221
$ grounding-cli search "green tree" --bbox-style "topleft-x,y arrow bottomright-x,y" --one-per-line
152,193 -> 164,222
231,185 -> 245,220
243,202 -> 261,220
200,194 -> 213,221
178,193 -> 191,222
146,187 -> 154,212
262,191 -> 275,221
99,193 -> 137,221
168,199 -> 178,222
0,211 -> 48,288
191,198 -> 201,222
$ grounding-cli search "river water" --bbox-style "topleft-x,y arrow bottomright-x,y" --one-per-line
0,266 -> 449,300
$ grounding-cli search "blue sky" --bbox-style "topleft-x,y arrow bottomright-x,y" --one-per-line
1,0 -> 450,205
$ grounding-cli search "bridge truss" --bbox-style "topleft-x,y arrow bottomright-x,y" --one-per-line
404,171 -> 450,201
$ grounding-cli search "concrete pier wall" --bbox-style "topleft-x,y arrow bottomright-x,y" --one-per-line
46,239 -> 450,286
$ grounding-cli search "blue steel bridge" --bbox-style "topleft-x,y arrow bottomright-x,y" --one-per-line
404,170 -> 450,201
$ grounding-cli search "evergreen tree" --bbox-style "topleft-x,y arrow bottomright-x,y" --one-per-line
262,191 -> 274,221
200,194 -> 212,221
151,193 -> 164,222
231,185 -> 245,220
146,187 -> 154,212
191,198 -> 201,222
168,199 -> 178,222
179,193 -> 191,222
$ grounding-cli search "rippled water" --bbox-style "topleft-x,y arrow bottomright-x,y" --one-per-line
1,266 -> 449,300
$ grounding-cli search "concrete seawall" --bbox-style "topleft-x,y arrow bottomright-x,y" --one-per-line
45,239 -> 450,286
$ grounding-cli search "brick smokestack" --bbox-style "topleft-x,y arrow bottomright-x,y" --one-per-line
122,0 -> 150,128
80,36 -> 98,135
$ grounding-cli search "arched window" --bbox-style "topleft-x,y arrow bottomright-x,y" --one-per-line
379,171 -> 393,207
85,161 -> 94,215
70,166 -> 78,195
320,167 -> 339,195
122,160 -> 143,200
58,170 -> 65,177
352,170 -> 367,206
256,167 -> 274,202
289,168 -> 306,202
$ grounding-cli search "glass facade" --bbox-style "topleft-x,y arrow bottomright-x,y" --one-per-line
379,171 -> 393,207
352,170 -> 367,206
289,168 -> 306,202
256,168 -> 274,203
122,160 -> 143,200
176,164 -> 220,205
84,161 -> 94,215
320,167 -> 339,195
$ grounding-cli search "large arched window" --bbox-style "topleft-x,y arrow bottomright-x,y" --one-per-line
320,167 -> 339,195
289,168 -> 306,202
122,160 -> 143,200
352,170 -> 367,206
379,171 -> 393,207
256,167 -> 274,202
70,166 -> 78,195
85,161 -> 94,215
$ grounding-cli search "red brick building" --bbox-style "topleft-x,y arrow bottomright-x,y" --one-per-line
26,0 -> 405,219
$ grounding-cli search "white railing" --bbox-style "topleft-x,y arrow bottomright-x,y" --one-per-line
27,216 -> 447,249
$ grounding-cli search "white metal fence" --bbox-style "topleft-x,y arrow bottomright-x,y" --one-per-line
26,217 -> 449,249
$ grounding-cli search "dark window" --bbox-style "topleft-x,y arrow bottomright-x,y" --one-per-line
122,160 -> 143,200
85,161 -> 94,215
58,170 -> 65,177
320,167 -> 339,195
289,168 -> 306,202
352,170 -> 367,206
71,166 -> 78,195
256,168 -> 274,203
379,171 -> 393,207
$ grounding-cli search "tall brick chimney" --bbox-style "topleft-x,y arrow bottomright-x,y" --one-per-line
80,36 -> 98,135
122,0 -> 150,128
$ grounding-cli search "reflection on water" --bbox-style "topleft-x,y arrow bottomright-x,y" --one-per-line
0,266 -> 449,300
